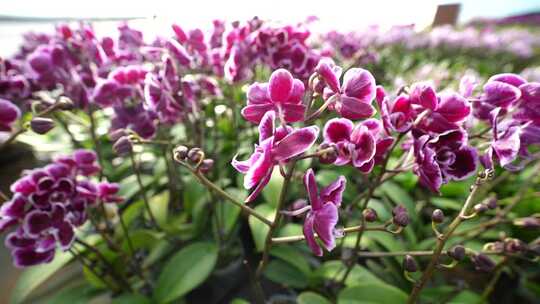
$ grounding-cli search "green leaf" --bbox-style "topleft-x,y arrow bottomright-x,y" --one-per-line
121,200 -> 144,227
154,242 -> 218,303
338,283 -> 408,304
121,229 -> 163,252
315,261 -> 383,287
431,197 -> 462,210
420,286 -> 456,303
11,250 -> 73,304
278,223 -> 303,237
248,204 -> 276,251
262,169 -> 284,207
83,265 -> 107,289
270,245 -> 311,275
112,293 -> 152,304
213,188 -> 244,235
449,290 -> 484,304
230,298 -> 250,304
378,181 -> 417,221
298,291 -> 332,304
263,260 -> 308,288
45,283 -> 102,304
148,191 -> 170,227
183,175 -> 208,213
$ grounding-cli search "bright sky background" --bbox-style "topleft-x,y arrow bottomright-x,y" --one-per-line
0,0 -> 538,56
1,0 -> 538,27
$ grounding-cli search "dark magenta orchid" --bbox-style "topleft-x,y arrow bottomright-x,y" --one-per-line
0,150 -> 122,267
302,169 -> 346,256
322,118 -> 394,173
314,59 -> 376,120
232,111 -> 319,202
0,98 -> 21,132
378,84 -> 471,135
413,129 -> 478,192
473,73 -> 524,120
241,69 -> 306,124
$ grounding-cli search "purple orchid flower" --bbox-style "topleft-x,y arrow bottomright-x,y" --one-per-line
241,69 -> 306,124
473,73 -> 524,120
314,59 -> 376,120
1,149 -> 123,267
377,83 -> 471,135
413,129 -> 478,192
287,169 -> 346,256
0,98 -> 21,132
514,82 -> 540,124
322,118 -> 394,173
232,111 -> 319,202
378,94 -> 416,134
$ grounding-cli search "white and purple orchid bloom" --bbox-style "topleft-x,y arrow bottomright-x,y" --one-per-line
413,129 -> 478,193
481,107 -> 539,171
322,118 -> 394,173
470,73 -> 540,169
0,98 -> 21,132
314,58 -> 376,120
473,73 -> 525,120
286,169 -> 346,256
232,111 -> 319,202
0,150 -> 123,267
241,69 -> 307,124
514,81 -> 540,124
377,82 -> 471,135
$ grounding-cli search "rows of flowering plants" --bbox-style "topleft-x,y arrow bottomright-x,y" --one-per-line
0,18 -> 539,303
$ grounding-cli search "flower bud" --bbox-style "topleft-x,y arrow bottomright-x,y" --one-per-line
473,203 -> 488,213
471,253 -> 496,272
173,145 -> 189,161
199,159 -> 214,173
113,136 -> 133,156
403,255 -> 418,272
392,205 -> 409,227
504,238 -> 527,253
448,245 -> 466,261
431,209 -> 445,223
486,197 -> 497,210
318,143 -> 338,164
393,213 -> 409,227
57,96 -> 74,110
513,217 -> 540,229
363,208 -> 378,222
30,117 -> 55,134
188,147 -> 203,163
109,128 -> 128,141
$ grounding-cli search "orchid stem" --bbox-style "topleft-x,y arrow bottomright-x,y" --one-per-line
87,106 -> 106,180
129,151 -> 160,230
271,224 -> 396,244
68,248 -> 120,292
174,160 -> 273,226
0,128 -> 26,151
75,238 -> 132,292
256,161 -> 296,278
480,257 -> 508,303
340,132 -> 405,284
406,169 -> 492,304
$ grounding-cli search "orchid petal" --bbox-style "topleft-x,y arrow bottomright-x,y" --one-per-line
323,118 -> 353,143
303,169 -> 321,210
274,126 -> 319,161
313,203 -> 339,252
269,69 -> 294,102
303,212 -> 322,256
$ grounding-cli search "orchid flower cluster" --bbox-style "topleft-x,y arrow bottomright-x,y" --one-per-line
0,150 -> 121,267
323,24 -> 540,61
0,17 -> 539,304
